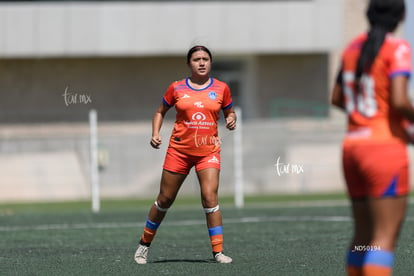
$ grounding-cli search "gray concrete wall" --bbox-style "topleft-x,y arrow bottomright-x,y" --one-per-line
0,117 -> 349,202
2,115 -> 414,203
0,54 -> 329,123
256,54 -> 329,118
0,57 -> 188,122
0,0 -> 343,57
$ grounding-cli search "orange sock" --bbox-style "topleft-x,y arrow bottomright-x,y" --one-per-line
362,265 -> 392,276
208,226 -> 223,253
210,234 -> 223,253
140,219 -> 160,245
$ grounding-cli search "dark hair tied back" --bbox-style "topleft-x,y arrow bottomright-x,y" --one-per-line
355,0 -> 405,91
367,0 -> 405,31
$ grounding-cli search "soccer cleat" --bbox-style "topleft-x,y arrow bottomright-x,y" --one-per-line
134,244 -> 149,264
214,252 -> 233,264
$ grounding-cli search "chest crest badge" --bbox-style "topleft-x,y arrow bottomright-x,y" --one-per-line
208,91 -> 217,100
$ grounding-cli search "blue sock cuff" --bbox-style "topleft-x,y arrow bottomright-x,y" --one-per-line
208,226 -> 223,236
347,250 -> 365,267
145,219 -> 160,230
364,250 -> 394,267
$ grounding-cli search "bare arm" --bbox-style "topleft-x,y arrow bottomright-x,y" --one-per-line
223,107 -> 237,130
150,103 -> 170,149
390,75 -> 414,122
331,83 -> 345,111
331,68 -> 345,111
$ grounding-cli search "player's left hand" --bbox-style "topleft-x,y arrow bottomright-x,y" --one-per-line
226,115 -> 236,130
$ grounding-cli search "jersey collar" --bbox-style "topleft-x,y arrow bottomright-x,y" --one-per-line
185,77 -> 214,91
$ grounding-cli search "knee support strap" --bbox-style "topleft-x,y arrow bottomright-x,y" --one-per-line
204,205 -> 220,214
154,201 -> 169,212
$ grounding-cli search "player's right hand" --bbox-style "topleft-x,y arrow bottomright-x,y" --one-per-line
403,120 -> 414,144
150,136 -> 162,149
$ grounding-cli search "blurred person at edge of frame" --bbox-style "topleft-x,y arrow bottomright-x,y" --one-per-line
331,0 -> 412,275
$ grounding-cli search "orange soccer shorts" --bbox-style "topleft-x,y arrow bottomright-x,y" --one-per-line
342,141 -> 409,198
163,147 -> 221,175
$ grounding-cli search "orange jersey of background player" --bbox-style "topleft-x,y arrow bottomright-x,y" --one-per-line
162,77 -> 233,156
340,33 -> 411,143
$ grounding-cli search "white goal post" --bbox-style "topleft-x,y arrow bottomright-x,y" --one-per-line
234,106 -> 244,208
89,109 -> 100,213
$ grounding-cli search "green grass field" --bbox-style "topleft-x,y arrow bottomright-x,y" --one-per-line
1,194 -> 413,276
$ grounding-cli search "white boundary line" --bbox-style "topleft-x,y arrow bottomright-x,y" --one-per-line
1,215 -> 413,232
0,215 -> 362,232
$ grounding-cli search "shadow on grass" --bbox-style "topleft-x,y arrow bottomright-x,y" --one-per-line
151,258 -> 213,264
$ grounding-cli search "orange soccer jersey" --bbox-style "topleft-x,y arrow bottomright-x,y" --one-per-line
339,33 -> 412,198
162,77 -> 233,156
340,33 -> 412,144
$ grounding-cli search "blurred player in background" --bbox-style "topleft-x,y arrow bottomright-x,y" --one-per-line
134,45 -> 236,264
331,0 -> 412,275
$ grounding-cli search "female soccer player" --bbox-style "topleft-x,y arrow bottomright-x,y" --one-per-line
331,0 -> 412,275
134,45 -> 236,264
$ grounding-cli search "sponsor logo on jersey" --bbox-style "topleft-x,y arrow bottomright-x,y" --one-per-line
186,112 -> 214,129
208,91 -> 217,100
192,112 -> 206,121
194,101 -> 204,108
182,94 -> 190,98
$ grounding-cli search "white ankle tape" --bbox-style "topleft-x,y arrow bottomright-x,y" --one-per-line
154,201 -> 169,212
204,205 -> 220,214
